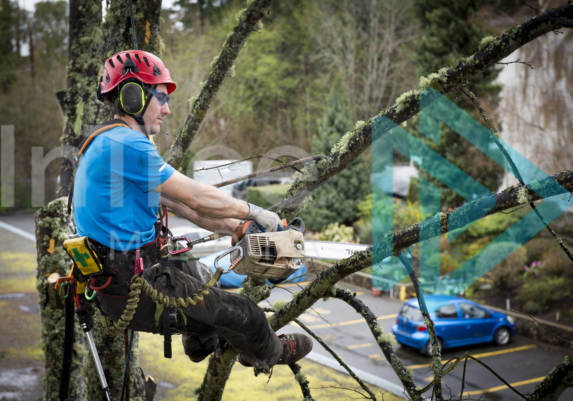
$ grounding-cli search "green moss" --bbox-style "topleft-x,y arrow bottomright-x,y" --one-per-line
517,186 -> 531,204
378,332 -> 397,346
273,298 -> 289,312
295,372 -> 309,385
478,35 -> 496,51
235,8 -> 248,23
395,90 -> 421,114
72,100 -> 85,137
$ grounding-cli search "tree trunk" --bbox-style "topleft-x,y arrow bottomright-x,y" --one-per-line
58,0 -> 104,198
37,0 -> 166,398
35,197 -> 87,400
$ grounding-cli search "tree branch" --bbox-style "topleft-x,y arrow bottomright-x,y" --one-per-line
293,316 -> 378,400
331,288 -> 422,401
528,356 -> 573,401
289,362 -> 315,401
166,0 -> 274,170
397,254 -> 444,401
277,2 -> 573,221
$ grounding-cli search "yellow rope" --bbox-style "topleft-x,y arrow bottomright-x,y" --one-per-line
103,267 -> 224,337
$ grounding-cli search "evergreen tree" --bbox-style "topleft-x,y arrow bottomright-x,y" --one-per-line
301,77 -> 369,231
411,0 -> 505,207
0,0 -> 19,90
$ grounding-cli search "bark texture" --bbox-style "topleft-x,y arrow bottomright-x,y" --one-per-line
35,198 -> 87,400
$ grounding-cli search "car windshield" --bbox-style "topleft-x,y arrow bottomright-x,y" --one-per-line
400,304 -> 423,321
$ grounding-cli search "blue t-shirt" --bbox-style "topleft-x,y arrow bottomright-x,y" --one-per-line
73,126 -> 175,250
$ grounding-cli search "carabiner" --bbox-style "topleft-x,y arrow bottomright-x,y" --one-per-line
214,246 -> 243,274
59,282 -> 70,299
85,285 -> 97,301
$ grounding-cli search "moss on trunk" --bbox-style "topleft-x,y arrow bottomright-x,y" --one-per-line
35,197 -> 88,400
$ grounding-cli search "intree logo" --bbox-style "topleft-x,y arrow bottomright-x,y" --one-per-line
371,88 -> 571,295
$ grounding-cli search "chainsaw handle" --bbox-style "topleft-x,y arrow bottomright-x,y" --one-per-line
215,246 -> 243,274
286,217 -> 305,233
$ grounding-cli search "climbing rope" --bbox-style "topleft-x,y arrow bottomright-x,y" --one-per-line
127,0 -> 138,50
102,264 -> 233,337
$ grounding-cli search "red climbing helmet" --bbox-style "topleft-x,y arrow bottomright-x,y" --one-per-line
98,50 -> 176,99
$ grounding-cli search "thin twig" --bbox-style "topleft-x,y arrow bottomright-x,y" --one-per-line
496,58 -> 534,69
311,382 -> 371,399
294,318 -> 378,400
460,86 -> 573,265
467,356 -> 528,399
458,354 -> 469,401
511,310 -> 573,345
518,0 -> 542,14
212,155 -> 326,188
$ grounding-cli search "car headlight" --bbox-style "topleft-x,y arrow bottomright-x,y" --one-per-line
507,316 -> 515,325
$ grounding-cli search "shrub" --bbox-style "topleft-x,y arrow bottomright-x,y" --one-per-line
516,276 -> 570,310
309,223 -> 356,243
477,242 -> 526,293
523,301 -> 543,315
541,248 -> 573,277
525,238 -> 559,265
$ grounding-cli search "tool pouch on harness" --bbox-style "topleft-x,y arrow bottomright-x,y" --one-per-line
63,236 -> 107,280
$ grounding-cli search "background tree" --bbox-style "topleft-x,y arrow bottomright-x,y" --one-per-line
0,0 -> 19,90
409,0 -> 506,207
300,77 -> 369,231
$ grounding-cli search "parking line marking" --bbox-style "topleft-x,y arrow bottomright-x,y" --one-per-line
406,345 -> 537,370
307,314 -> 396,329
470,344 -> 537,359
347,343 -> 373,350
465,376 -> 544,395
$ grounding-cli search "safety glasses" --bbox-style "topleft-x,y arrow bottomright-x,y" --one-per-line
147,87 -> 169,106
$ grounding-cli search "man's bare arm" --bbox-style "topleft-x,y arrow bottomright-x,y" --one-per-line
155,170 -> 282,232
155,171 -> 249,219
160,194 -> 240,235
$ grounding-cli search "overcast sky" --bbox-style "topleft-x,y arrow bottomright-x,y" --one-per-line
20,0 -> 177,13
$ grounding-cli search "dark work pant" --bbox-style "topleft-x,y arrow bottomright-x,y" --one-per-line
97,254 -> 282,369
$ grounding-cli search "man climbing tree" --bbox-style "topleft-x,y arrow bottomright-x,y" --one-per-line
32,1 -> 573,400
70,49 -> 313,383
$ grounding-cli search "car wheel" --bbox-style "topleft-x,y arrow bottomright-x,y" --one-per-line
493,327 -> 511,346
422,338 -> 443,356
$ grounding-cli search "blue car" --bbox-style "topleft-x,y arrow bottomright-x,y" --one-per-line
391,295 -> 516,355
200,249 -> 307,288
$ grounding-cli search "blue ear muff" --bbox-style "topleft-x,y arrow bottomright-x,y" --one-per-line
120,82 -> 145,114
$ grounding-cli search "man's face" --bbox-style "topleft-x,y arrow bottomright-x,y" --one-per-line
143,83 -> 170,136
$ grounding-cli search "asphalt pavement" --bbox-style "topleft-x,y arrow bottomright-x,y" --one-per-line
1,211 -> 572,401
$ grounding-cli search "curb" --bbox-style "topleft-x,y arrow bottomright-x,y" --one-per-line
305,351 -> 406,399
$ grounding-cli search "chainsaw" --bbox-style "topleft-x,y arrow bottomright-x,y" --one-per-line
214,217 -> 370,281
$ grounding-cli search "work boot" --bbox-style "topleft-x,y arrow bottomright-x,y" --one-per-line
238,333 -> 313,368
275,333 -> 313,365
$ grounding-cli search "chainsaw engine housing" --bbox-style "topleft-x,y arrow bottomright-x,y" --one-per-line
234,230 -> 305,279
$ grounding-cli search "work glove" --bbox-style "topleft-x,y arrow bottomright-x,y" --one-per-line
246,203 -> 282,232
